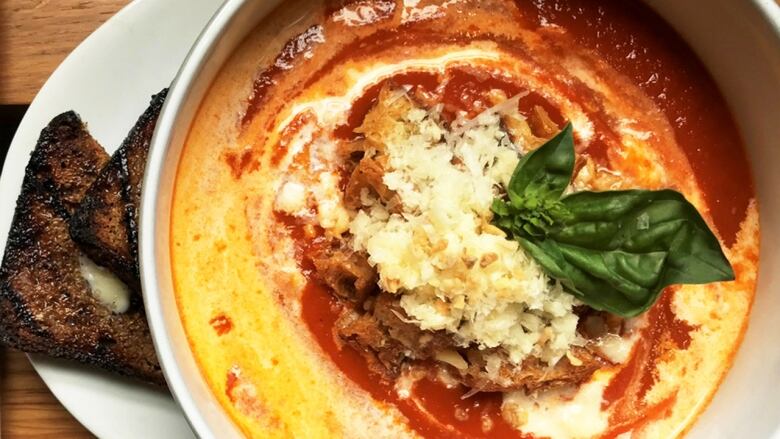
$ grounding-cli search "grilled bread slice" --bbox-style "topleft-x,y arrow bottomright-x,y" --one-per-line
0,111 -> 163,385
70,90 -> 167,295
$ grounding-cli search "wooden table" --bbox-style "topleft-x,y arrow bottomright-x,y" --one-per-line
1,2 -> 130,436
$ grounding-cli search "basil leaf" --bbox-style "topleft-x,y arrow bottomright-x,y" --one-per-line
556,190 -> 734,287
492,123 -> 735,317
517,238 -> 645,314
507,122 -> 575,205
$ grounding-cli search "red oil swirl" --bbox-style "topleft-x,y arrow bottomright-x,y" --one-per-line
301,279 -> 527,439
601,288 -> 695,435
513,0 -> 753,244
224,148 -> 258,180
209,313 -> 234,336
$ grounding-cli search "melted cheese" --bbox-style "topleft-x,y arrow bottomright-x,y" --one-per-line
596,333 -> 637,364
503,373 -> 612,439
79,256 -> 131,313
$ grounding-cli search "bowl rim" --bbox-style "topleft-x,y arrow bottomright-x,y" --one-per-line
139,0 -> 780,437
139,0 -> 249,437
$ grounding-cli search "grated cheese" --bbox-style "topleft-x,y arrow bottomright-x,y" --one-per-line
274,89 -> 585,365
345,93 -> 580,365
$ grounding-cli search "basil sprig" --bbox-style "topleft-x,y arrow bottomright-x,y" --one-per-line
491,123 -> 734,317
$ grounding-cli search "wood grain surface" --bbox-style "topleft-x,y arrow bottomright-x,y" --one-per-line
1,350 -> 94,438
1,3 -> 128,436
0,0 -> 130,105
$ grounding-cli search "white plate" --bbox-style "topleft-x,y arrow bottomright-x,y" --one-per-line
0,0 -> 224,437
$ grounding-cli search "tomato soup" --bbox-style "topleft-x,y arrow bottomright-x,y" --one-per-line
171,1 -> 758,437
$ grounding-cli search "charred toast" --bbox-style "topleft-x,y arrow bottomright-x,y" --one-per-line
0,111 -> 163,385
69,90 -> 167,295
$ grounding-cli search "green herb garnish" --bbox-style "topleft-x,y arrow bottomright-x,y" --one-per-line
492,123 -> 734,317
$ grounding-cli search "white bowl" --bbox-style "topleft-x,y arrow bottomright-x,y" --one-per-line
140,1 -> 780,437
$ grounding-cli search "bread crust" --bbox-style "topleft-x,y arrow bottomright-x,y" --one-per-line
0,111 -> 164,385
69,89 -> 168,295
